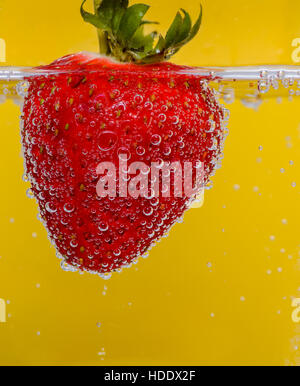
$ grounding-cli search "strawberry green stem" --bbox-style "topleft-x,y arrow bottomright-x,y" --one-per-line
98,30 -> 110,55
81,0 -> 203,64
94,0 -> 110,55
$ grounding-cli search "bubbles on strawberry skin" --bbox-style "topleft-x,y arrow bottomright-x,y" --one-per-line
20,53 -> 228,277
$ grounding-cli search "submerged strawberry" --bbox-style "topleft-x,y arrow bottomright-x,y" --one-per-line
21,1 -> 227,276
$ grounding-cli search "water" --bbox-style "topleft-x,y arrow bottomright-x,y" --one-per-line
4,62 -> 300,278
2,65 -> 300,107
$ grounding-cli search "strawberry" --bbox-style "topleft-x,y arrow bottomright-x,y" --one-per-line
21,1 -> 227,277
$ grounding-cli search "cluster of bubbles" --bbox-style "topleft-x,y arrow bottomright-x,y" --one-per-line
17,68 -> 232,278
210,69 -> 300,109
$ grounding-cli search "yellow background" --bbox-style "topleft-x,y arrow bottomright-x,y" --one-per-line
0,0 -> 299,365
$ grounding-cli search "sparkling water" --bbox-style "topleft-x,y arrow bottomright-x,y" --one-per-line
1,65 -> 300,107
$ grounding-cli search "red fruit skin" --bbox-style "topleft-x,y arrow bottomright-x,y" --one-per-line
21,53 -> 226,275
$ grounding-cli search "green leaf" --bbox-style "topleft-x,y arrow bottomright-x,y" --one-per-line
129,26 -> 156,51
112,1 -> 129,33
171,4 -> 203,51
165,11 -> 183,48
176,9 -> 192,43
96,0 -> 115,23
153,34 -> 165,54
80,1 -> 203,64
112,10 -> 125,33
118,4 -> 150,44
81,0 -> 109,29
98,0 -> 129,33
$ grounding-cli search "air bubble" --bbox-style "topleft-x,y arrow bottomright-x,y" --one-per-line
38,192 -> 45,200
70,239 -> 78,248
258,80 -> 270,94
163,146 -> 171,156
26,188 -> 34,199
22,174 -> 29,182
64,203 -> 75,213
172,116 -> 179,125
45,202 -> 57,213
16,81 -> 29,97
143,207 -> 153,216
60,260 -> 78,272
98,272 -> 112,280
118,148 -> 131,161
134,94 -> 143,104
158,113 -> 166,122
150,134 -> 161,146
98,131 -> 117,151
145,101 -> 153,110
99,222 -> 109,232
136,146 -> 145,156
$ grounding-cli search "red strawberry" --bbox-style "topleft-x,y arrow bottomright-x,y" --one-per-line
21,1 -> 227,277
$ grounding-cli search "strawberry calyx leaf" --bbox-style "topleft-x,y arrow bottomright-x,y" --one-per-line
81,0 -> 202,64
